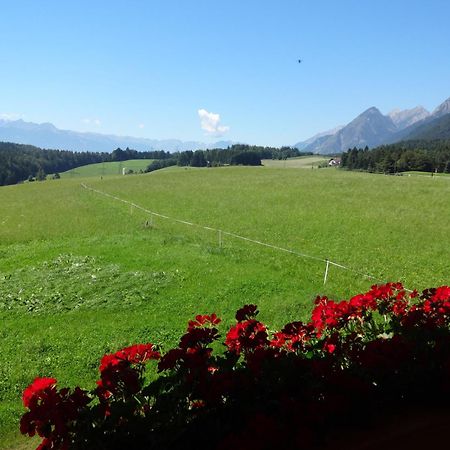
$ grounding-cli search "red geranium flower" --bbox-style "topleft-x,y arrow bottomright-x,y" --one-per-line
235,304 -> 259,322
99,343 -> 160,372
22,377 -> 57,408
187,313 -> 221,331
225,319 -> 268,354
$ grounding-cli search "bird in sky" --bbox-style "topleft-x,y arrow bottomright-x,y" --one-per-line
298,59 -> 302,63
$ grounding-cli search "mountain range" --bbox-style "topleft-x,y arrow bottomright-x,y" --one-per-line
2,96 -> 450,155
294,97 -> 450,154
0,119 -> 232,153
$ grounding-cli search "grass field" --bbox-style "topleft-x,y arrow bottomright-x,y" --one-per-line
59,159 -> 154,178
261,155 -> 329,168
1,166 -> 449,447
403,171 -> 450,178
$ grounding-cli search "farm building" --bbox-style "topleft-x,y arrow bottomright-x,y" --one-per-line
328,158 -> 341,166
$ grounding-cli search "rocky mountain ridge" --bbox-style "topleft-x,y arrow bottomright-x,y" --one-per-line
295,97 -> 450,154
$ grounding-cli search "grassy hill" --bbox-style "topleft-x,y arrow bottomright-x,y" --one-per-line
261,155 -> 329,168
1,166 -> 449,447
59,159 -> 154,178
60,155 -> 324,178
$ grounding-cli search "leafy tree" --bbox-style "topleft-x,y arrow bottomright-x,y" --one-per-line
36,168 -> 46,181
230,152 -> 262,166
145,159 -> 177,173
191,150 -> 207,167
111,148 -> 127,161
178,150 -> 193,166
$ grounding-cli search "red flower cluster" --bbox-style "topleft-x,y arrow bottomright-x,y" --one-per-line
411,285 -> 450,327
225,319 -> 268,355
235,304 -> 259,322
22,377 -> 57,408
225,304 -> 269,355
97,343 -> 160,400
187,313 -> 221,331
158,314 -> 220,375
20,378 -> 89,450
311,288 -> 382,335
99,343 -> 160,372
270,321 -> 315,352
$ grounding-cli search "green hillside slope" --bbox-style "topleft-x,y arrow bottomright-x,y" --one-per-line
60,159 -> 154,178
261,155 -> 329,168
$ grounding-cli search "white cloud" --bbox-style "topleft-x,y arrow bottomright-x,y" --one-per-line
138,123 -> 145,129
0,112 -> 23,121
82,118 -> 101,126
198,108 -> 230,137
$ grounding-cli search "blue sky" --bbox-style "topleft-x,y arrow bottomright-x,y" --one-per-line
1,0 -> 450,146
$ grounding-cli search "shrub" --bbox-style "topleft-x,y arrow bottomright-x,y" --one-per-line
36,168 -> 46,181
145,159 -> 177,173
20,283 -> 450,449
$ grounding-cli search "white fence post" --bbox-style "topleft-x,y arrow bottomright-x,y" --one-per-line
323,259 -> 330,285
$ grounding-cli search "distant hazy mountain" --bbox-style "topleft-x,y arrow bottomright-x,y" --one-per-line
0,119 -> 233,152
293,125 -> 343,151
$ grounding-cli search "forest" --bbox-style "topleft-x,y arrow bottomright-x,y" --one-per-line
0,143 -> 172,186
340,140 -> 450,173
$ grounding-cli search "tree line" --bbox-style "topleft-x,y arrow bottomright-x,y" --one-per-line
0,142 -> 107,186
0,141 -> 310,186
172,145 -> 308,168
0,143 -> 173,186
341,140 -> 450,173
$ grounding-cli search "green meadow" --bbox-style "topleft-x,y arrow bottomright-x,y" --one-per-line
1,165 -> 449,447
261,155 -> 329,168
59,159 -> 154,178
403,171 -> 450,178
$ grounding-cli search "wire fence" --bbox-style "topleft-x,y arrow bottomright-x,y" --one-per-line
81,182 -> 410,290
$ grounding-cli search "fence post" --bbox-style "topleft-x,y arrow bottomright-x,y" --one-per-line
323,259 -> 330,285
